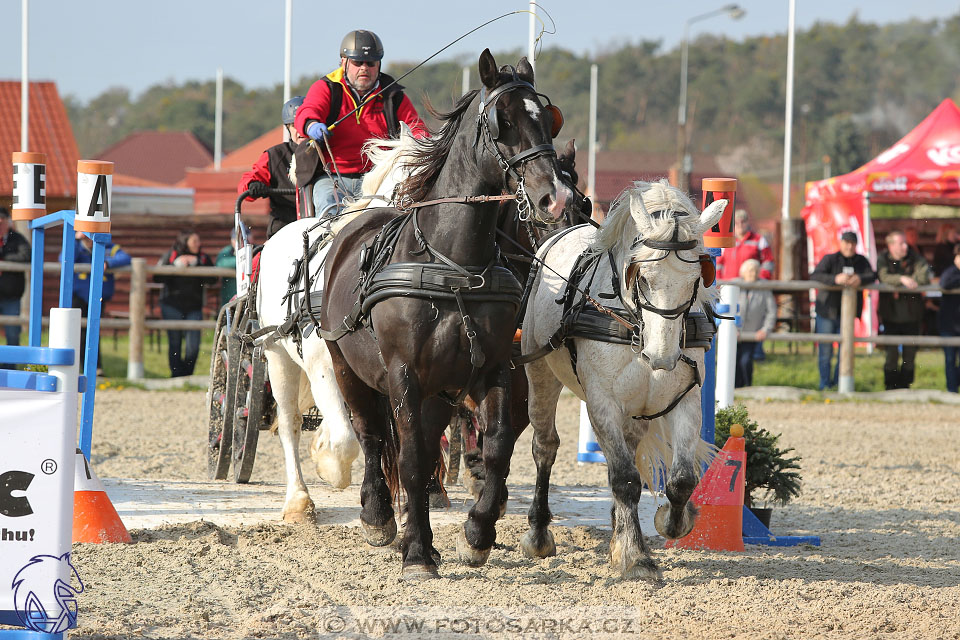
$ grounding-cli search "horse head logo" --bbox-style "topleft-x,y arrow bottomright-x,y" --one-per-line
12,553 -> 84,633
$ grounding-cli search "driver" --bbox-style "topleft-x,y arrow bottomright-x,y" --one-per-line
295,29 -> 428,216
238,96 -> 305,239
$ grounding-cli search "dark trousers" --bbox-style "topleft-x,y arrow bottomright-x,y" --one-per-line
735,341 -> 758,388
943,330 -> 960,393
161,303 -> 202,377
0,296 -> 21,369
73,295 -> 102,371
815,315 -> 840,390
881,321 -> 920,390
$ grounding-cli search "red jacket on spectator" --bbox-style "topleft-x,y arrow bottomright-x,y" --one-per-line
295,67 -> 427,175
717,230 -> 776,280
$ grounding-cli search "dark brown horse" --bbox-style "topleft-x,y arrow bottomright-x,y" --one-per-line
319,49 -> 571,579
455,139 -> 593,499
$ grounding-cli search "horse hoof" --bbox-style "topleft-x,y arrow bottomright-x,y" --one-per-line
621,557 -> 663,582
282,508 -> 316,525
456,528 -> 491,567
654,502 -> 697,539
311,442 -> 353,490
610,539 -> 662,581
401,564 -> 439,581
282,493 -> 316,524
520,528 -> 556,559
361,518 -> 398,547
462,472 -> 484,501
429,491 -> 451,509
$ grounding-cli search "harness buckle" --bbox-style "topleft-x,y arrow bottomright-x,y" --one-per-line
630,328 -> 642,354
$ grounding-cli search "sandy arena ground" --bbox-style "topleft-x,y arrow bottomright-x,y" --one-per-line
31,390 -> 960,638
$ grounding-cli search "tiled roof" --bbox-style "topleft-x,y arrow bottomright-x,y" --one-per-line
576,150 -> 722,205
114,173 -> 171,187
215,126 -> 285,170
0,81 -> 80,197
96,131 -> 212,185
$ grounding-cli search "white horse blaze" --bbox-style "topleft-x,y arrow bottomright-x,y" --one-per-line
523,98 -> 541,120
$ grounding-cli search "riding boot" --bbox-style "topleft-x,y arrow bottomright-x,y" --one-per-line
883,369 -> 899,391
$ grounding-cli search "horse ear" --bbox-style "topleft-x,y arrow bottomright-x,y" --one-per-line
560,139 -> 576,162
517,57 -> 535,85
399,121 -> 413,140
699,198 -> 727,232
479,49 -> 498,88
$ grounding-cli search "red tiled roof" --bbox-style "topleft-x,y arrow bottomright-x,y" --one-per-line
177,125 -> 285,215
0,81 -> 80,198
96,131 -> 212,185
113,173 -> 171,187
215,126 -> 285,170
575,150 -> 722,205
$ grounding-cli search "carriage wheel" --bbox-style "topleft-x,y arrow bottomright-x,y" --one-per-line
232,342 -> 266,484
206,309 -> 233,480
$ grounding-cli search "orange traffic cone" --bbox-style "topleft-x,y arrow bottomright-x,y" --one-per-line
665,424 -> 746,552
72,449 -> 132,543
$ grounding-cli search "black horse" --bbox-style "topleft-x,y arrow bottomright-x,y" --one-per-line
320,49 -> 571,579
456,139 -> 593,497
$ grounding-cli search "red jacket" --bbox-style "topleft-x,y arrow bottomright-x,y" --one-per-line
295,67 -> 427,174
717,230 -> 776,280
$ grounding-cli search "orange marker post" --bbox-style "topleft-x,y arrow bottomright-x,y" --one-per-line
11,152 -> 47,221
666,424 -> 746,551
701,178 -> 737,249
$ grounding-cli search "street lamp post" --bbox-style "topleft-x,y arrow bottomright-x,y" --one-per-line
676,4 -> 745,192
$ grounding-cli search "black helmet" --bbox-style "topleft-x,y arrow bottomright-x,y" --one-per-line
281,96 -> 304,125
340,30 -> 383,62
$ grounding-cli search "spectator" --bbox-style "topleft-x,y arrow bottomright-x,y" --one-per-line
215,223 -> 251,308
932,223 -> 959,277
938,244 -> 960,393
156,230 -> 214,377
0,208 -> 30,368
716,208 -> 776,281
810,231 -> 876,390
71,231 -> 131,374
735,259 -> 776,388
877,230 -> 932,390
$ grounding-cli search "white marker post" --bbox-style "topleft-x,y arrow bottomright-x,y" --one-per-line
715,284 -> 740,409
75,160 -> 113,233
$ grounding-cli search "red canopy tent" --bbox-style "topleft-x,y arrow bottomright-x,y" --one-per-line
800,98 -> 960,335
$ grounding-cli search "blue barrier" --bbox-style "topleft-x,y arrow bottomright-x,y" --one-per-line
3,208 -> 108,460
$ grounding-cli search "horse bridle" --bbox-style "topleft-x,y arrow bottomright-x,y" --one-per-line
624,212 -> 711,316
473,70 -> 563,221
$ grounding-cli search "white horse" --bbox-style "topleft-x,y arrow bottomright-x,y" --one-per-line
520,179 -> 725,579
256,125 -> 418,521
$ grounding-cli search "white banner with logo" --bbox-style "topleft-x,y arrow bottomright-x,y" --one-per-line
0,389 -> 78,631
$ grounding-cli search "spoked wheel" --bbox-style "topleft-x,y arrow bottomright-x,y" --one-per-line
232,341 -> 267,484
207,307 -> 233,480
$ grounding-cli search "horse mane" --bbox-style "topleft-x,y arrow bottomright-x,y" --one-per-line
592,179 -> 702,254
393,90 -> 479,205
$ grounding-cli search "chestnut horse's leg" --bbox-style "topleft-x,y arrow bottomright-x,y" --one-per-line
326,342 -> 397,547
457,364 -> 513,566
520,355 -> 564,559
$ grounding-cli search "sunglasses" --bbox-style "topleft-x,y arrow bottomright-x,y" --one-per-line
349,59 -> 379,68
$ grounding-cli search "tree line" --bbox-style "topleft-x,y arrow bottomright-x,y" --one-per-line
66,13 -> 960,178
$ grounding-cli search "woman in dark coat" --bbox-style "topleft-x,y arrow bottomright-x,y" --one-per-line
156,230 -> 214,377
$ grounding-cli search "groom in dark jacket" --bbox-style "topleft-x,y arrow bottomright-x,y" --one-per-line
810,231 -> 876,390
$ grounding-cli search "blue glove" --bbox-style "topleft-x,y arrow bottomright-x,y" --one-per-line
306,122 -> 330,141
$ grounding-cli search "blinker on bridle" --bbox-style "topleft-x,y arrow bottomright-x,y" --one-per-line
473,68 -> 562,190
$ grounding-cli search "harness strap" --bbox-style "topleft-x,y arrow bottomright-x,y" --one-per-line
632,354 -> 701,421
399,193 -> 518,211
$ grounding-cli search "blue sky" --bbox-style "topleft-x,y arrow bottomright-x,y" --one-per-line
0,0 -> 955,101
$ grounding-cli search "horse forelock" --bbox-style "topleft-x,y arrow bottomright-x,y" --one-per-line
590,179 -> 702,259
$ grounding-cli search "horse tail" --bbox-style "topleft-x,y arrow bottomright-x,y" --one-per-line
376,393 -> 402,506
